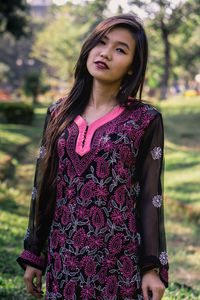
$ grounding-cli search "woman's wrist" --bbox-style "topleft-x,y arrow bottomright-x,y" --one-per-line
143,268 -> 159,275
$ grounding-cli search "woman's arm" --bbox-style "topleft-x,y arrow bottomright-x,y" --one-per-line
136,111 -> 169,299
17,98 -> 63,273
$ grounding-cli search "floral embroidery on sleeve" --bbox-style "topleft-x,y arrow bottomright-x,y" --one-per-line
31,187 -> 37,200
151,146 -> 162,160
159,251 -> 168,265
38,145 -> 46,159
152,195 -> 162,208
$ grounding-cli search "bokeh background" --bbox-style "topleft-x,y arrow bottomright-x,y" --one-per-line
0,0 -> 200,299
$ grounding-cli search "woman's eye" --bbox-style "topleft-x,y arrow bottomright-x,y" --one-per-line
99,40 -> 106,45
116,48 -> 126,54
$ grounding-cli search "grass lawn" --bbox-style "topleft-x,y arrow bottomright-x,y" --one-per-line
0,96 -> 200,299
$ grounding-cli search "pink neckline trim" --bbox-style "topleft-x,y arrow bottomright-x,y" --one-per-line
74,105 -> 125,156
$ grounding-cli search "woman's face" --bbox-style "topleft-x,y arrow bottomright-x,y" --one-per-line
86,26 -> 136,88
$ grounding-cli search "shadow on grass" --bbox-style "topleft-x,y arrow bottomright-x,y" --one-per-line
0,195 -> 28,217
167,181 -> 200,204
165,160 -> 198,171
164,112 -> 200,149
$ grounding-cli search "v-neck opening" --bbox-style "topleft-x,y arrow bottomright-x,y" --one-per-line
73,105 -> 125,156
79,104 -> 122,127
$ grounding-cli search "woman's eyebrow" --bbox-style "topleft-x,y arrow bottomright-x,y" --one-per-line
103,35 -> 130,50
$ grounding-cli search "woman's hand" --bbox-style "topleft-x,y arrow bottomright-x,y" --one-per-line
24,265 -> 43,299
141,269 -> 165,300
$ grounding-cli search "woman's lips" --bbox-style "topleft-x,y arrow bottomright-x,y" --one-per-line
95,61 -> 109,69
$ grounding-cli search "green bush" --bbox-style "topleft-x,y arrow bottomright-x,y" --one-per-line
0,101 -> 34,124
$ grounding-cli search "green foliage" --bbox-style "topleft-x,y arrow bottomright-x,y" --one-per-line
131,0 -> 200,98
0,101 -> 34,124
0,0 -> 30,39
32,1 -> 108,81
23,71 -> 48,104
32,5 -> 89,81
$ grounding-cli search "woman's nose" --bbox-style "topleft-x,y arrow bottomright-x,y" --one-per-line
100,47 -> 112,60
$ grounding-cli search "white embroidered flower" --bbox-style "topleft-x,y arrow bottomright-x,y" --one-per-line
152,195 -> 162,208
24,228 -> 31,240
32,187 -> 37,200
38,145 -> 46,159
101,134 -> 110,144
151,147 -> 162,160
159,251 -> 168,265
145,105 -> 154,111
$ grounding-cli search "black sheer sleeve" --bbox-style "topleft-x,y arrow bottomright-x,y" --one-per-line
136,112 -> 169,287
16,99 -> 62,274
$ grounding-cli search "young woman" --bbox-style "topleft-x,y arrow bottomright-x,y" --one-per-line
17,13 -> 168,300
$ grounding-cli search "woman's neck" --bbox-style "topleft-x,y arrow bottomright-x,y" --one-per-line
88,80 -> 120,109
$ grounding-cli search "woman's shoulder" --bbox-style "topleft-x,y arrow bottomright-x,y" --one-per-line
48,97 -> 67,115
125,99 -> 162,118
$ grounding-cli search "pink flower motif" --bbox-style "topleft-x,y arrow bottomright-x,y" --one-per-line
54,253 -> 62,274
111,209 -> 124,226
59,232 -> 68,247
72,228 -> 86,248
87,234 -> 104,250
51,229 -> 60,249
120,282 -> 136,298
114,186 -> 126,206
90,207 -> 104,228
81,285 -> 95,299
80,180 -> 96,201
127,198 -> 134,210
76,206 -> 89,219
126,212 -> 136,233
56,180 -> 66,201
63,280 -> 76,299
120,255 -> 134,278
57,138 -> 65,158
119,145 -> 131,163
97,267 -> 108,284
108,233 -> 125,254
103,140 -> 115,152
95,185 -> 109,201
65,185 -> 76,200
105,275 -> 118,298
59,160 -> 65,171
114,162 -> 126,177
82,256 -> 96,277
64,254 -> 80,271
54,207 -> 62,221
124,241 -> 138,255
102,254 -> 117,269
66,161 -> 76,179
52,279 -> 59,294
61,206 -> 71,226
95,157 -> 110,179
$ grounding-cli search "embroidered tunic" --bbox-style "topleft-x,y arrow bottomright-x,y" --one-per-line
17,99 -> 169,299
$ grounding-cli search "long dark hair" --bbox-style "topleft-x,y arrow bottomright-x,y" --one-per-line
37,13 -> 148,235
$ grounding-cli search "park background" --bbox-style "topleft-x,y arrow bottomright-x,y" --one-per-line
0,0 -> 200,299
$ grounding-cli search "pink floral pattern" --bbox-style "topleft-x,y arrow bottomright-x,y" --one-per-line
40,103 -> 169,299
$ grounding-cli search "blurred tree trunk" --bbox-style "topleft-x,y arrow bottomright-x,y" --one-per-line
160,20 -> 170,100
